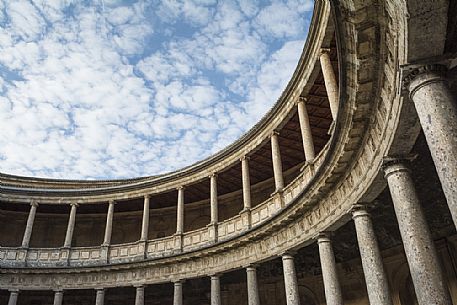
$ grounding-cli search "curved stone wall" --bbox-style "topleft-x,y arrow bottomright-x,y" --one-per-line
0,3 -> 455,305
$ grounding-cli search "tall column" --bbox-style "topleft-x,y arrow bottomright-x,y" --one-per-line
7,290 -> 19,305
102,200 -> 115,246
282,254 -> 300,305
95,288 -> 105,305
211,275 -> 221,305
176,187 -> 184,234
53,290 -> 63,305
383,159 -> 452,305
246,266 -> 260,305
210,173 -> 218,224
317,233 -> 343,305
63,203 -> 78,248
271,131 -> 284,192
135,285 -> 145,305
319,48 -> 339,120
173,281 -> 183,305
297,98 -> 315,162
352,205 -> 393,305
140,195 -> 150,241
405,65 -> 457,229
21,201 -> 39,248
241,156 -> 252,210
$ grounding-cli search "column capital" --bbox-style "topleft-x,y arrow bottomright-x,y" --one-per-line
177,185 -> 185,191
351,204 -> 371,219
8,289 -> 19,293
173,279 -> 185,284
320,48 -> 331,56
240,155 -> 250,162
382,155 -> 416,178
30,200 -> 39,207
209,172 -> 218,179
95,288 -> 105,292
69,202 -> 79,207
402,64 -> 448,95
53,289 -> 64,293
143,194 -> 150,200
210,274 -> 221,279
108,199 -> 116,205
134,284 -> 145,289
280,251 -> 296,260
271,130 -> 280,137
315,231 -> 332,243
246,264 -> 258,271
298,96 -> 307,104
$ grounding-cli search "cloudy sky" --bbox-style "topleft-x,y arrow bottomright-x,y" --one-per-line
0,0 -> 314,179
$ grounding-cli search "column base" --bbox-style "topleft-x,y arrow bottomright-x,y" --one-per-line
239,208 -> 252,229
172,233 -> 183,254
100,245 -> 110,264
207,223 -> 218,243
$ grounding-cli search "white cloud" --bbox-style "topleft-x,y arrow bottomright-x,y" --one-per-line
0,0 -> 314,179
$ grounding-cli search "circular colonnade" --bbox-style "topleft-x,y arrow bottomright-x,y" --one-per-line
1,0 -> 457,305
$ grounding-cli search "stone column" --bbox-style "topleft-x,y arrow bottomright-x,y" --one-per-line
140,195 -> 150,241
21,201 -> 39,248
63,203 -> 78,248
405,65 -> 457,229
383,159 -> 452,305
53,290 -> 64,305
211,275 -> 221,305
176,187 -> 184,234
319,48 -> 338,120
271,131 -> 284,192
210,173 -> 218,224
95,288 -> 105,305
135,285 -> 145,305
173,281 -> 183,305
317,233 -> 343,305
297,98 -> 315,162
246,266 -> 260,305
352,205 -> 393,305
102,200 -> 115,246
282,254 -> 300,305
7,290 -> 19,305
241,156 -> 252,210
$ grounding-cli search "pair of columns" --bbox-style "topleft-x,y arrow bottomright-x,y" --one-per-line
21,201 -> 78,249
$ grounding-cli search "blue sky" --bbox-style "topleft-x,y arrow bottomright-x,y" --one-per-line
0,0 -> 314,179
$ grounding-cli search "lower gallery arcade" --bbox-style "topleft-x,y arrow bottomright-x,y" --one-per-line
1,0 -> 457,305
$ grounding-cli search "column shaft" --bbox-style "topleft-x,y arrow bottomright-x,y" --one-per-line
319,49 -> 339,119
282,254 -> 300,305
241,157 -> 252,210
135,286 -> 145,305
211,275 -> 221,305
8,291 -> 18,305
102,200 -> 115,246
384,161 -> 451,305
271,132 -> 284,191
317,234 -> 343,305
176,187 -> 184,234
173,281 -> 183,305
297,99 -> 315,161
95,289 -> 105,305
352,206 -> 393,305
246,266 -> 260,305
21,201 -> 38,248
210,174 -> 218,224
140,195 -> 150,241
407,66 -> 457,229
63,203 -> 78,247
53,291 -> 63,305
